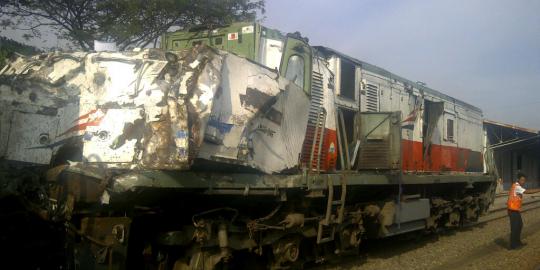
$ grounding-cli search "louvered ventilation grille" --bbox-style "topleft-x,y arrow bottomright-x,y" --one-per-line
300,71 -> 328,172
365,83 -> 379,112
309,71 -> 324,124
358,140 -> 390,169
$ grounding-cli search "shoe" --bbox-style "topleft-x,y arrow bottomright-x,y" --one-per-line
509,243 -> 527,250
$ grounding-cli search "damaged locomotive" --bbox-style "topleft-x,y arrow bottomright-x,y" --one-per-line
0,21 -> 496,269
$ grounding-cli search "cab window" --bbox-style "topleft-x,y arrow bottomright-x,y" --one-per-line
446,118 -> 454,141
444,113 -> 456,142
285,55 -> 304,88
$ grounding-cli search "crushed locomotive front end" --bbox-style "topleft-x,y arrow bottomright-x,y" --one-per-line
0,46 -> 309,173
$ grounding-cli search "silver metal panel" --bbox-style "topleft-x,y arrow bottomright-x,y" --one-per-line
394,198 -> 430,223
6,111 -> 59,164
358,112 -> 401,169
248,79 -> 310,173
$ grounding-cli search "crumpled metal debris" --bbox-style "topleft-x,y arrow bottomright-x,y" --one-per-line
0,46 -> 310,174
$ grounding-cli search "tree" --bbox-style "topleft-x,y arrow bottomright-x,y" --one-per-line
0,36 -> 41,68
0,0 -> 265,51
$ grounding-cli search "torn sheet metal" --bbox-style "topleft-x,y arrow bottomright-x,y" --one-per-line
246,82 -> 310,173
82,108 -> 143,163
196,53 -> 310,173
0,49 -> 189,170
0,50 -> 187,169
0,46 -> 311,174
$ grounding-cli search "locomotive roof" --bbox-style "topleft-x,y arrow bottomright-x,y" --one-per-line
314,46 -> 482,114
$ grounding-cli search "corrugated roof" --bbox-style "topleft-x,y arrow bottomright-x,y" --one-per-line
483,119 -> 539,134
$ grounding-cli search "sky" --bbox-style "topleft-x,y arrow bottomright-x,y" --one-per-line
1,0 -> 539,128
262,0 -> 540,129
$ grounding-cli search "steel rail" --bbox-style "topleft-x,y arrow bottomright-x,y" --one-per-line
471,200 -> 540,226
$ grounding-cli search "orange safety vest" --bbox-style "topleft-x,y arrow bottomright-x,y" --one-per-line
507,182 -> 523,211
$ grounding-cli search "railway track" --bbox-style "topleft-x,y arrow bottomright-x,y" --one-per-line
475,197 -> 540,225
309,198 -> 540,270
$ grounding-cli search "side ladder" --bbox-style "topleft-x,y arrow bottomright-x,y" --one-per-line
309,109 -> 327,173
317,176 -> 347,244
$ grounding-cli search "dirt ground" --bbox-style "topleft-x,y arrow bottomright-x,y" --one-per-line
319,206 -> 540,270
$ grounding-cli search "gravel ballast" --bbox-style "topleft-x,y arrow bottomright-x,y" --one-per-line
318,204 -> 540,270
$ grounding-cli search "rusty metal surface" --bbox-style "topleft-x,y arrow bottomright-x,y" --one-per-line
108,169 -> 492,194
74,217 -> 132,269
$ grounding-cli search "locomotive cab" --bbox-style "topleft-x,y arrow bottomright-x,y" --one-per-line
163,22 -> 339,172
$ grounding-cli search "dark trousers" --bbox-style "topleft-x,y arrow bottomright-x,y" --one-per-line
508,210 -> 523,248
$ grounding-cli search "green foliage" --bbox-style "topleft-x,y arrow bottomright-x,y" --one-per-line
0,36 -> 41,68
0,0 -> 265,51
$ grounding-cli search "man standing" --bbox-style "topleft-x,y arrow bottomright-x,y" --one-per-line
507,173 -> 540,249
